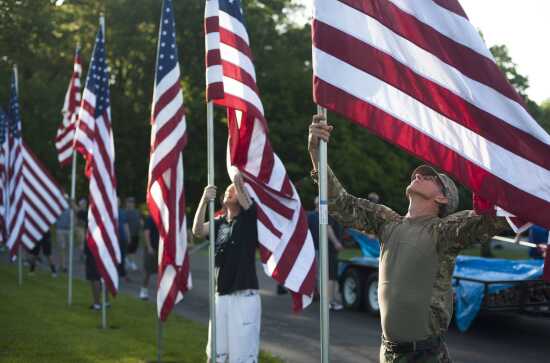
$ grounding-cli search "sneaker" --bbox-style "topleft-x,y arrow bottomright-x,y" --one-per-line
50,265 -> 58,278
329,302 -> 343,311
276,284 -> 288,295
89,304 -> 101,311
131,260 -> 139,271
139,288 -> 149,300
104,302 -> 111,309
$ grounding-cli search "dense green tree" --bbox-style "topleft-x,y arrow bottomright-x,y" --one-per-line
0,0 -> 548,217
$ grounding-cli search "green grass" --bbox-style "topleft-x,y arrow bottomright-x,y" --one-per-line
0,263 -> 282,363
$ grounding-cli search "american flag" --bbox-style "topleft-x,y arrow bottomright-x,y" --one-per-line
148,0 -> 191,321
311,0 -> 550,279
5,70 -> 26,256
205,0 -> 316,311
74,21 -> 120,295
55,46 -> 82,167
0,107 -> 7,244
22,142 -> 69,248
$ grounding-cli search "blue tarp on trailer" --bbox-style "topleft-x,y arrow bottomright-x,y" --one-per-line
453,256 -> 544,331
346,228 -> 545,331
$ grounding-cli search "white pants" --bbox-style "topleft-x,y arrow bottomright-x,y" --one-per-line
206,290 -> 261,363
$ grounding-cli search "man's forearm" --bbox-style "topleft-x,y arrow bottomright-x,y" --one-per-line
192,199 -> 208,237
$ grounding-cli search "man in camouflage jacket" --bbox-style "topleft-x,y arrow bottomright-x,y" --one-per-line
308,115 -> 508,363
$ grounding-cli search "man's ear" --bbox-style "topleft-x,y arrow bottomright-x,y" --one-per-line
434,195 -> 448,205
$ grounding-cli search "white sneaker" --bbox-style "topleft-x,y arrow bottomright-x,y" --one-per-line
329,302 -> 344,311
139,288 -> 149,300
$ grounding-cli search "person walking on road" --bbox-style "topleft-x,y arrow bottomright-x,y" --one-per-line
55,206 -> 71,273
139,214 -> 159,300
308,114 -> 509,363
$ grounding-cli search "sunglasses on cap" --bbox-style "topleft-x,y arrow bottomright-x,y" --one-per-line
411,172 -> 447,196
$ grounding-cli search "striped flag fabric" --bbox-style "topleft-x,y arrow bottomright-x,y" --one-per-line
74,21 -> 120,295
147,0 -> 191,321
0,107 -> 7,244
55,46 -> 82,167
22,143 -> 69,247
205,0 -> 316,311
311,1 -> 550,278
5,70 -> 26,256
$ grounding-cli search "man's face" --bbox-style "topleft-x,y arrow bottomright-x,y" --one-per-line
223,184 -> 238,206
406,172 -> 445,201
126,200 -> 135,210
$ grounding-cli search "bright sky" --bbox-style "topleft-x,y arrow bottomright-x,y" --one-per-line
294,0 -> 550,104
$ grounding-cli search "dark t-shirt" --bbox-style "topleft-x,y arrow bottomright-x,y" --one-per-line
214,202 -> 259,295
144,216 -> 160,251
307,210 -> 341,253
126,209 -> 141,237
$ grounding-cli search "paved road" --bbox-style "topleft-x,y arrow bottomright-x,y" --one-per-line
174,252 -> 550,363
17,247 -> 549,363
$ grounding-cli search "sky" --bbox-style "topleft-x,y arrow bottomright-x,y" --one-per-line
294,0 -> 549,104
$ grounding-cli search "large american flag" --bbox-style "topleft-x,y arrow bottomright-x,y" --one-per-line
5,71 -> 26,256
205,0 -> 316,311
148,0 -> 191,321
74,22 -> 120,295
22,143 -> 69,248
55,46 -> 82,167
312,1 -> 550,278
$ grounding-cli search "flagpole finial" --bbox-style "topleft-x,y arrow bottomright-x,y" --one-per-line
12,64 -> 18,94
99,14 -> 105,33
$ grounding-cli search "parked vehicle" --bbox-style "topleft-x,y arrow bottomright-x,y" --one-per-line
338,229 -> 550,331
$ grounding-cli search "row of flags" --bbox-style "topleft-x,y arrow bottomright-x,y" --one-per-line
4,0 -> 550,323
49,0 -> 316,320
0,72 -> 68,258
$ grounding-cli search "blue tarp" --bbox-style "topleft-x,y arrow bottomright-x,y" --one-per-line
346,228 -> 545,332
346,228 -> 380,258
453,256 -> 543,332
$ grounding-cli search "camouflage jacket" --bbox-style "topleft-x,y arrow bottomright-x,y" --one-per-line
313,166 -> 509,341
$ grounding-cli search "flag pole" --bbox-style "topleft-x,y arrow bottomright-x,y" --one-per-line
317,105 -> 330,363
67,41 -> 80,307
13,64 -> 23,287
101,278 -> 107,329
206,101 -> 217,361
67,151 -> 77,305
157,316 -> 163,363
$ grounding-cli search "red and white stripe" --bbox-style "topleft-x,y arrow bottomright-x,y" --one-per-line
147,0 -> 191,321
312,0 -> 550,278
22,143 -> 69,247
74,26 -> 120,295
206,0 -> 316,311
5,118 -> 25,257
55,46 -> 82,167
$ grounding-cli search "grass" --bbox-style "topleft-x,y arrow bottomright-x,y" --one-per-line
0,263 -> 282,363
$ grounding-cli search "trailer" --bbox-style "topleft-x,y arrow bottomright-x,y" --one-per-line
338,229 -> 550,331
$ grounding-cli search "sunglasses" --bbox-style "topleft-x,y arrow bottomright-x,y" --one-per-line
412,173 -> 447,195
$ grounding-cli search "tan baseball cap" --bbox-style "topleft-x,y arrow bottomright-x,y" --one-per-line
411,165 -> 459,217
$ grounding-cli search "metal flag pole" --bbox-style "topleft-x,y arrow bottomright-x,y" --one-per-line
101,279 -> 107,329
67,40 -> 80,307
157,316 -> 163,363
13,64 -> 23,287
207,101 -> 217,362
317,105 -> 330,363
67,151 -> 77,305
